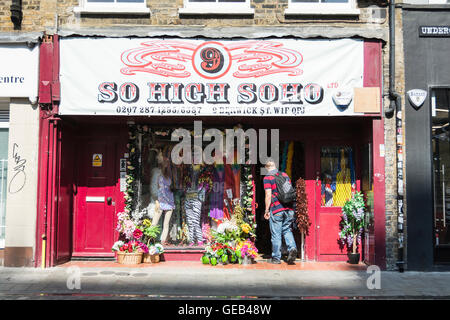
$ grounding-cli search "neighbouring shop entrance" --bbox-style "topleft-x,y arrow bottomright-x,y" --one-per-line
431,87 -> 450,263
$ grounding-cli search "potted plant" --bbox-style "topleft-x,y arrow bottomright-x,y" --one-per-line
339,191 -> 366,264
112,240 -> 148,265
146,243 -> 164,263
235,239 -> 258,265
139,220 -> 162,263
201,242 -> 238,266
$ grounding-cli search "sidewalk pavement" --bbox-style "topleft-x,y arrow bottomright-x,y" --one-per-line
1,261 -> 450,300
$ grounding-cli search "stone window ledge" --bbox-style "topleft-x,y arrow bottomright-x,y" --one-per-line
179,6 -> 255,16
284,8 -> 360,16
74,6 -> 151,15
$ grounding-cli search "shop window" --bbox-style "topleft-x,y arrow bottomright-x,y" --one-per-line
320,146 -> 356,207
179,0 -> 255,15
0,101 -> 9,249
284,0 -> 360,16
431,87 -> 450,255
74,0 -> 151,14
125,125 -> 258,248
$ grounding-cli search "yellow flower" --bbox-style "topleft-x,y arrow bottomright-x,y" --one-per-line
241,223 -> 251,234
142,219 -> 151,227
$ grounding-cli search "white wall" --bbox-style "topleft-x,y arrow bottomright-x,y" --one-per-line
4,98 -> 39,251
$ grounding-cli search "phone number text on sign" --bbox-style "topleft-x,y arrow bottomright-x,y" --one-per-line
114,105 -> 306,116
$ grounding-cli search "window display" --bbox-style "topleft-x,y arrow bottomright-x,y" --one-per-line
320,146 -> 356,207
121,124 -> 257,248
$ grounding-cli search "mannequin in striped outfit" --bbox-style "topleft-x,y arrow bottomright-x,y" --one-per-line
184,164 -> 205,246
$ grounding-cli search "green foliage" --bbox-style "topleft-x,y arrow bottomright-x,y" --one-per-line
339,191 -> 367,253
141,225 -> 161,246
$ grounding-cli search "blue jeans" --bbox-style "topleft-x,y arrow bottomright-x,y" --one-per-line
269,209 -> 297,261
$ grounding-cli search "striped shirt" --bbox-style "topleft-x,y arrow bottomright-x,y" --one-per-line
263,171 -> 294,214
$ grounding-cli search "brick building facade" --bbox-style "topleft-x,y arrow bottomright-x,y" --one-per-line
0,0 -> 409,271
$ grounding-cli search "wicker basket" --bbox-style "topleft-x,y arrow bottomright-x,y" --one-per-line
116,252 -> 143,265
142,253 -> 160,264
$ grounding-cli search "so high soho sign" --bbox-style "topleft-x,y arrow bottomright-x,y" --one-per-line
59,38 -> 365,117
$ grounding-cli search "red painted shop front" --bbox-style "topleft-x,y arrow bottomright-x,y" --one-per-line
36,36 -> 386,268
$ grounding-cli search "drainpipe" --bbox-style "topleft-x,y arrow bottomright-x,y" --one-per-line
10,0 -> 22,30
385,0 -> 405,272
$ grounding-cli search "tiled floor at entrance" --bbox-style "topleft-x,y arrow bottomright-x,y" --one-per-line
57,260 -> 367,271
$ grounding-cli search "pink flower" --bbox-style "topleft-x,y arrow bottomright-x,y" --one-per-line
133,229 -> 143,240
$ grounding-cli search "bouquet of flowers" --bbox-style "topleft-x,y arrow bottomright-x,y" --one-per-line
148,243 -> 164,255
116,212 -> 137,240
339,191 -> 366,254
112,240 -> 148,253
212,219 -> 240,243
202,242 -> 237,266
235,240 -> 258,261
138,219 -> 161,247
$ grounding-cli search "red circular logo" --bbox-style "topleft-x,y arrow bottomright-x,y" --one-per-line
192,42 -> 231,79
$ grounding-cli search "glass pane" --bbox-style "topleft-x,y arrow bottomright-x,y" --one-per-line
291,0 -> 320,2
320,146 -> 356,207
188,0 -> 217,2
432,88 -> 450,247
134,127 -> 246,248
87,0 -> 114,2
117,0 -> 144,2
322,0 -> 348,3
219,0 -> 246,2
0,128 -> 8,248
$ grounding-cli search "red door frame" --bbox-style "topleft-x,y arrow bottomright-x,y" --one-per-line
36,35 -> 61,268
313,140 -> 362,262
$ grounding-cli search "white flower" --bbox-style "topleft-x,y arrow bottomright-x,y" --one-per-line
155,243 -> 164,254
217,220 -> 238,234
149,246 -> 158,255
112,241 -> 124,251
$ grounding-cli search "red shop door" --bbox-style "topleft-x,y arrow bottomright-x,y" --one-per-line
73,140 -> 117,257
315,143 -> 359,261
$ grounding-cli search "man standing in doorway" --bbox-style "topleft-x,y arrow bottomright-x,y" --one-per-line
263,159 -> 298,264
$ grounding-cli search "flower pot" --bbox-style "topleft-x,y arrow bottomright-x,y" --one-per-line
347,253 -> 360,264
242,256 -> 253,265
142,253 -> 160,264
116,252 -> 143,265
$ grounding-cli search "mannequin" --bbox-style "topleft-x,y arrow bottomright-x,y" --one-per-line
152,156 -> 175,244
148,150 -> 163,219
184,163 -> 205,246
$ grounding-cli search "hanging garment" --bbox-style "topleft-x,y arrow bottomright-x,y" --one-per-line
209,164 -> 225,220
185,194 -> 203,244
333,149 -> 353,207
224,158 -> 235,202
158,175 -> 175,211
